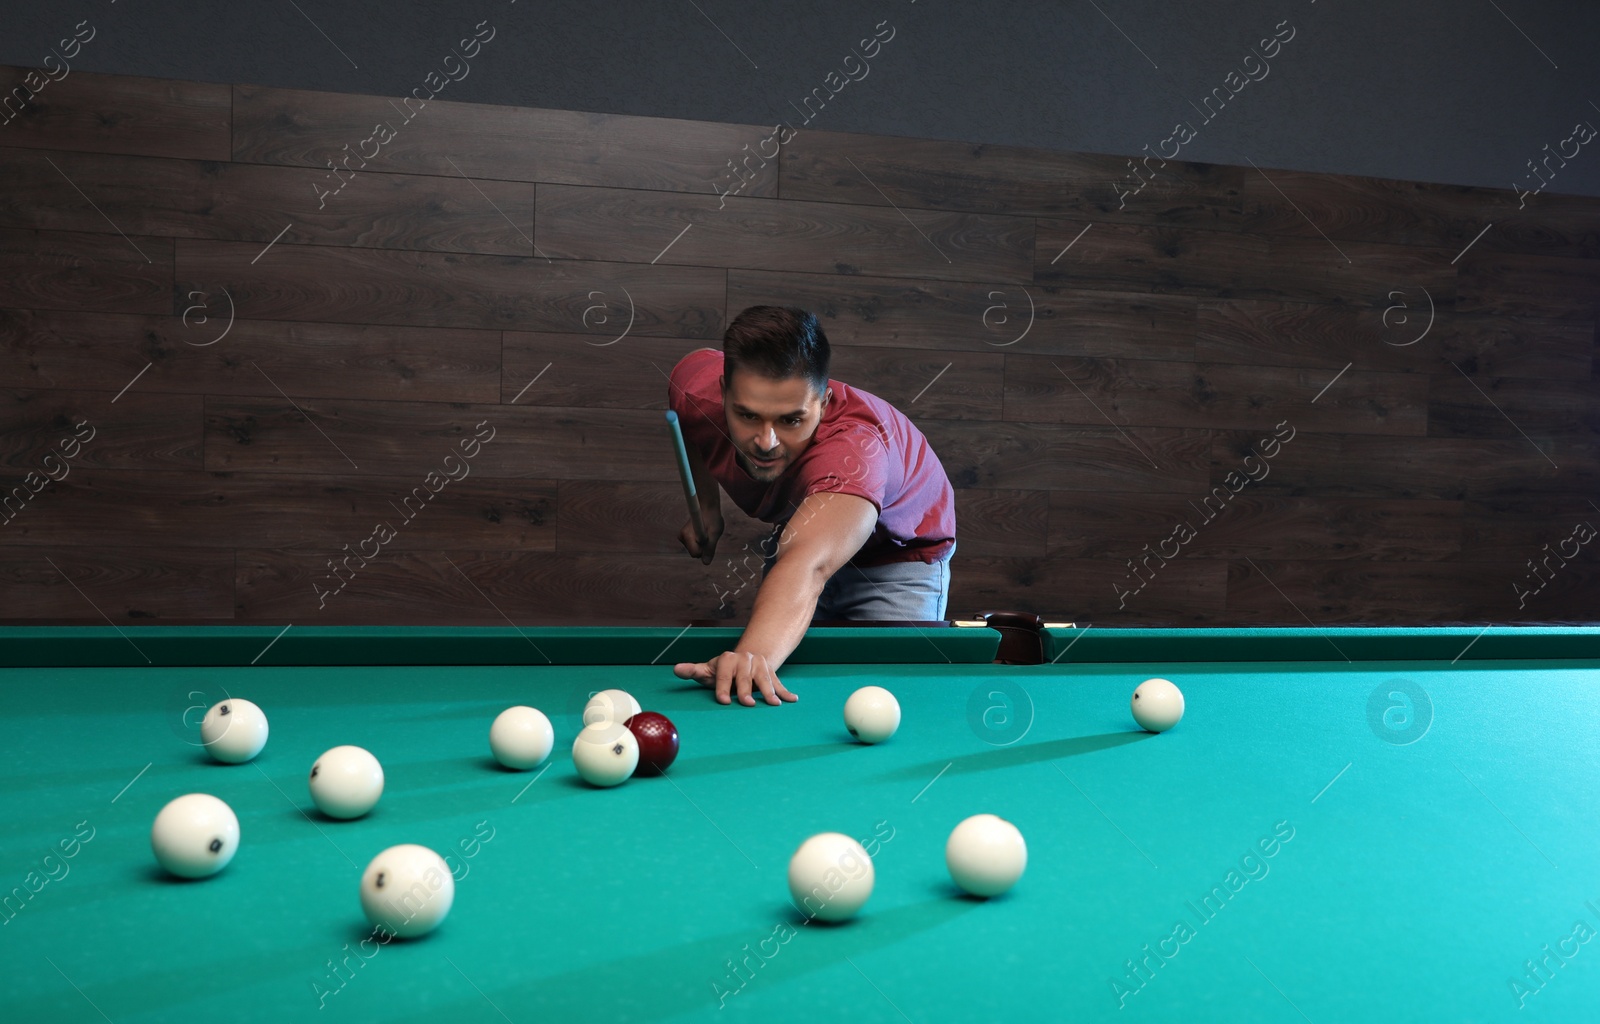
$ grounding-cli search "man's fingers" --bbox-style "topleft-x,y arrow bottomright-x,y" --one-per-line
735,652 -> 759,706
717,654 -> 739,706
694,651 -> 797,707
750,661 -> 781,706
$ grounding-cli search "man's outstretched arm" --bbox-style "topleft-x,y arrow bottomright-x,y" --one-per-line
675,490 -> 877,705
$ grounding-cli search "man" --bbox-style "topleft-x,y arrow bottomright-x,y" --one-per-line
668,305 -> 957,707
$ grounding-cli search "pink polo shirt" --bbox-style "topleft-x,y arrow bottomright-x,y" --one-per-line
668,348 -> 955,567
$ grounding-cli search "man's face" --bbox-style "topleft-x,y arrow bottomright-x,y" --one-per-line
722,367 -> 831,483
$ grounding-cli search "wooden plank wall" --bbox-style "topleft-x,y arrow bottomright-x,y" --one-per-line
1,64 -> 1595,626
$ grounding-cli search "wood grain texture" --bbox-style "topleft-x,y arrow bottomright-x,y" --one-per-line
948,555 -> 1227,624
1259,237 -> 1460,309
1426,371 -> 1600,439
1456,251 -> 1600,320
1460,499 -> 1600,562
1,64 -> 1596,626
1487,194 -> 1600,260
1223,558 -> 1599,623
535,183 -> 1035,283
202,397 -> 679,482
1037,219 -> 1460,307
951,489 -> 1048,558
0,389 -> 201,470
1002,355 -> 1429,435
1239,165 -> 1600,259
1211,430 -> 1599,500
0,309 -> 502,402
0,146 -> 539,255
554,481 -> 783,621
1196,299 -> 1595,380
0,146 -> 208,237
503,334 -> 715,409
0,469 -> 555,551
1239,169 -> 1509,250
0,228 -> 172,315
235,548 -> 751,624
0,66 -> 230,160
173,239 -> 725,334
1034,220 -> 1272,297
232,84 -> 780,197
558,480 -> 738,556
0,545 -> 233,622
728,270 -> 1199,361
920,420 -> 1211,493
829,346 -> 1001,422
782,130 -> 1248,229
1047,492 -> 1463,561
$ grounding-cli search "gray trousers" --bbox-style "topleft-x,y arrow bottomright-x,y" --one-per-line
762,532 -> 955,621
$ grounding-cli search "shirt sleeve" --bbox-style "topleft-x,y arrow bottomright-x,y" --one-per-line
667,348 -> 718,421
803,427 -> 888,513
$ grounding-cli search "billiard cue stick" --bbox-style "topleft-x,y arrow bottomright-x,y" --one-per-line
664,410 -> 709,552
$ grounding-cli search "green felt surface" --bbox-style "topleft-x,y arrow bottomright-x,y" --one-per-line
1,628 -> 1598,1023
0,625 -> 998,667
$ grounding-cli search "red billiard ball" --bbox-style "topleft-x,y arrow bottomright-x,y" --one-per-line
625,712 -> 679,775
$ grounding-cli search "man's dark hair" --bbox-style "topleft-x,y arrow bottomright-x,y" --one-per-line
722,306 -> 830,399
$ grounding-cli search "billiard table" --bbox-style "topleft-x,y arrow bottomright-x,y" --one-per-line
2,622 -> 1598,1023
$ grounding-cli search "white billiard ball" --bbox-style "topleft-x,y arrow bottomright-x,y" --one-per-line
151,793 -> 240,878
572,721 -> 638,786
788,832 -> 874,922
583,689 -> 642,727
1131,677 -> 1185,733
308,745 -> 385,819
945,813 -> 1027,898
200,698 -> 269,763
359,844 -> 454,938
843,686 -> 900,744
490,706 -> 554,770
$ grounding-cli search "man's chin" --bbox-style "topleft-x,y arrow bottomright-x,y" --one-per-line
743,456 -> 783,477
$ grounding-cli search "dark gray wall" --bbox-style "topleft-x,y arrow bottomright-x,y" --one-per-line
4,0 -> 1599,198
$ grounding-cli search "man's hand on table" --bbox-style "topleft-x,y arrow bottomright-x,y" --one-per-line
674,651 -> 798,706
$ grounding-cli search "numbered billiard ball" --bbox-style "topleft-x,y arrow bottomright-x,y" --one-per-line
625,712 -> 679,775
843,686 -> 900,744
945,813 -> 1027,897
360,844 -> 454,938
787,832 -> 874,922
151,793 -> 239,878
309,745 -> 384,819
200,698 -> 269,763
489,706 -> 554,770
1131,678 -> 1185,733
572,722 -> 638,787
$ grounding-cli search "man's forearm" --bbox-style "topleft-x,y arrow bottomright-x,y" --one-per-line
736,556 -> 826,673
